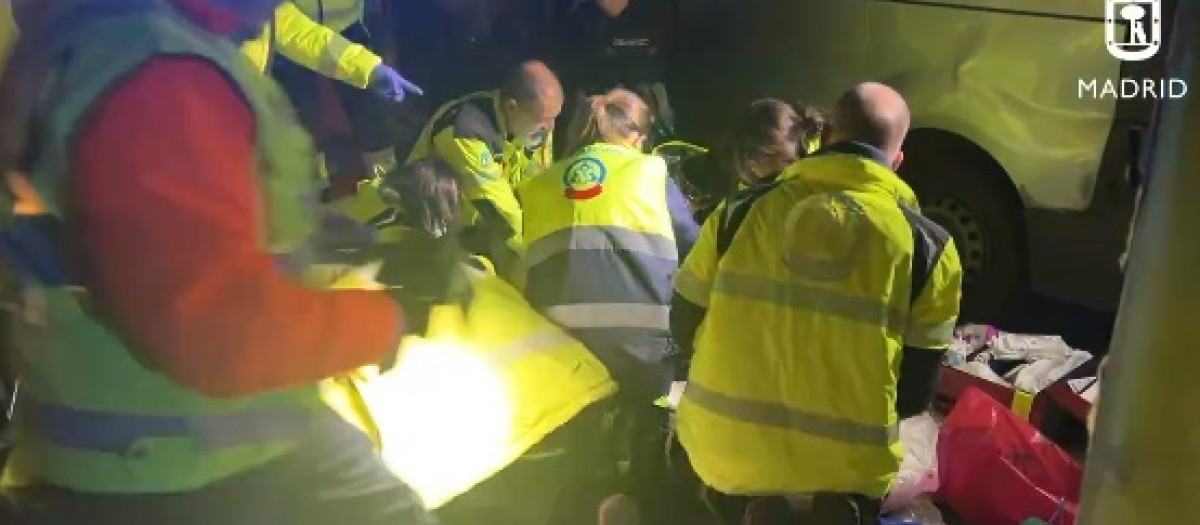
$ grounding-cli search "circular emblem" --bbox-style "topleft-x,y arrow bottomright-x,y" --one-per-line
477,150 -> 502,181
562,157 -> 607,200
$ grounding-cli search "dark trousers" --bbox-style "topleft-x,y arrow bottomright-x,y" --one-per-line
613,398 -> 676,523
8,408 -> 436,525
437,402 -> 620,525
273,23 -> 397,155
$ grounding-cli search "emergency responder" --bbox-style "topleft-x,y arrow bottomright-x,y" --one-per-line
275,0 -> 418,179
549,0 -> 680,149
519,87 -> 697,522
252,2 -> 420,99
244,2 -> 408,92
670,83 -> 963,525
0,1 -> 439,523
336,60 -> 563,278
332,158 -> 636,525
245,3 -> 422,186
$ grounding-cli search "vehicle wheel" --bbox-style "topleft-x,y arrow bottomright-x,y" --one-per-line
899,147 -> 1027,322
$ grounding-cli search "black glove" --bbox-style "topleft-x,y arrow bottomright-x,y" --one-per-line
375,233 -> 470,336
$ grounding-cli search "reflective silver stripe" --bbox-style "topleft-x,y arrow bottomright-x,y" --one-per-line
712,271 -> 904,333
317,37 -> 353,79
544,303 -> 670,331
903,319 -> 956,349
489,330 -> 579,365
673,267 -> 712,307
684,381 -> 898,447
526,226 -> 677,269
24,399 -> 315,454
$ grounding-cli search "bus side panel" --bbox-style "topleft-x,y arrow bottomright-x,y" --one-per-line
866,1 -> 1121,212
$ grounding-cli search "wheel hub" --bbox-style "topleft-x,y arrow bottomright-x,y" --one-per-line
922,195 -> 986,284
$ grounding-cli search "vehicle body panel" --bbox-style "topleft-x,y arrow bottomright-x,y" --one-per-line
681,0 -> 1123,211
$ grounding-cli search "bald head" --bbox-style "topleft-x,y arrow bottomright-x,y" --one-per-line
500,61 -> 562,109
500,61 -> 564,145
831,82 -> 911,164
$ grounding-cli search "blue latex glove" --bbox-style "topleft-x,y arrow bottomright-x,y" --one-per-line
368,65 -> 423,103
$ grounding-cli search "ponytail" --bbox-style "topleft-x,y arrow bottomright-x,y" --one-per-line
563,88 -> 653,156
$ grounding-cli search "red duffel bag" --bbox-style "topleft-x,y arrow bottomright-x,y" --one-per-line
935,388 -> 1083,525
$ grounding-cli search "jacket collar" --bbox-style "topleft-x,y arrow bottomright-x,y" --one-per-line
779,141 -> 918,207
810,141 -> 892,168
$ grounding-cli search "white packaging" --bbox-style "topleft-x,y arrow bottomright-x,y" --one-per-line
1014,350 -> 1093,393
882,413 -> 942,512
992,333 -> 1073,361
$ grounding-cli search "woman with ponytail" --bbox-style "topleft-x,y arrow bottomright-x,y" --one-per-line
718,98 -> 830,195
519,87 -> 696,524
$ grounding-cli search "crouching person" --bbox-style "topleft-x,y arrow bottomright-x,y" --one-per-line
331,159 -> 629,525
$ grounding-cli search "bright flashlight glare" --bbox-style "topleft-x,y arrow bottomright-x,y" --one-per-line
356,338 -> 516,509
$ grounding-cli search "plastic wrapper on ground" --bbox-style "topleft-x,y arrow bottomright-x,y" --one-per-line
883,412 -> 942,513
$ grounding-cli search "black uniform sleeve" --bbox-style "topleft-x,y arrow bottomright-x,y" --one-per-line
669,292 -> 706,379
896,346 -> 943,418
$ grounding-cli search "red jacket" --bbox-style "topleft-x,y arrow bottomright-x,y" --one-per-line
69,0 -> 404,397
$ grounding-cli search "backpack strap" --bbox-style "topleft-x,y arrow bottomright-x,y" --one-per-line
898,204 -> 952,306
716,182 -> 780,258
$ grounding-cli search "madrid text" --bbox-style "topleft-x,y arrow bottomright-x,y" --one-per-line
1079,78 -> 1189,99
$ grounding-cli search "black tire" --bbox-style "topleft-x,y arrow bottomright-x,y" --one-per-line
899,144 -> 1027,322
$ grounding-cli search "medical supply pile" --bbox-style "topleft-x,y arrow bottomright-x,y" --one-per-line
946,325 -> 1099,401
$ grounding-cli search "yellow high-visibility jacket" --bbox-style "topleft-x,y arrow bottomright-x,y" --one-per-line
519,142 -> 677,399
1,3 -> 378,91
329,260 -> 617,509
243,2 -> 380,89
675,144 -> 963,499
333,91 -> 553,269
292,0 -> 364,34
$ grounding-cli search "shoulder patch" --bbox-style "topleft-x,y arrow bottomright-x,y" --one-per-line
562,157 -> 608,200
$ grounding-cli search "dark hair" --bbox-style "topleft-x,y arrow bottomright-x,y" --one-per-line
718,99 -> 801,190
795,104 -> 831,153
563,88 -> 653,155
381,158 -> 461,238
